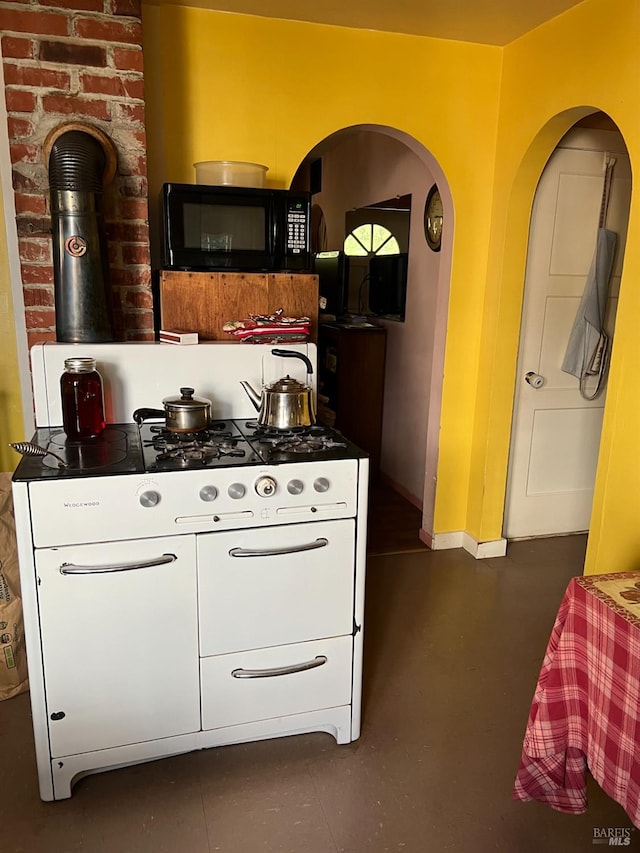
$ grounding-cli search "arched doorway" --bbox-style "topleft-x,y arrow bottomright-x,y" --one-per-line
505,113 -> 632,540
292,125 -> 452,544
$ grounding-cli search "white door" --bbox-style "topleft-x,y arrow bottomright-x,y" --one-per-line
36,535 -> 200,758
504,129 -> 631,539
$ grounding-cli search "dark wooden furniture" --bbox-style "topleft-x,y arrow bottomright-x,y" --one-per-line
317,322 -> 387,472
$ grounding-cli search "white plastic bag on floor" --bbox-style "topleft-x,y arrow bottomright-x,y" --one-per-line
0,472 -> 28,700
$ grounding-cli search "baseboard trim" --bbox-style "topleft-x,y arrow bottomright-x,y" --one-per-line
420,529 -> 507,559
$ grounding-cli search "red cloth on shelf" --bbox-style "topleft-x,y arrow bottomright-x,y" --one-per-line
223,309 -> 311,344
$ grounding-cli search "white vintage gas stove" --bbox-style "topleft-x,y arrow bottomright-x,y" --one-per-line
11,342 -> 369,801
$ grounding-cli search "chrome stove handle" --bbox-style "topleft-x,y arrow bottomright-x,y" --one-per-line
228,538 -> 328,558
59,553 -> 177,575
232,655 -> 327,679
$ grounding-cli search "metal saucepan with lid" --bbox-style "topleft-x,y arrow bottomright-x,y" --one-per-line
133,387 -> 212,433
240,349 -> 316,430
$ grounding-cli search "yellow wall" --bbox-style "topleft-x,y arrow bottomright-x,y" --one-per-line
0,182 -> 24,470
141,0 -> 640,574
142,3 -> 504,534
469,0 -> 640,574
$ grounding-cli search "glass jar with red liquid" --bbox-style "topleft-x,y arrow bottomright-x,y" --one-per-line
60,357 -> 106,440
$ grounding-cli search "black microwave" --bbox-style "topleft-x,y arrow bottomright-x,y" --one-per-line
161,183 -> 311,272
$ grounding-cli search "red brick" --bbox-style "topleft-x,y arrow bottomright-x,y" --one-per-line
21,263 -> 55,284
22,286 -> 55,307
109,266 -> 150,287
7,116 -> 34,139
117,154 -> 147,178
114,102 -> 145,124
74,16 -> 142,45
113,45 -> 143,72
41,93 -> 111,120
25,307 -> 56,328
14,192 -> 46,215
120,308 -> 154,330
81,72 -> 143,100
126,330 -> 155,341
4,88 -> 36,113
122,288 -> 152,309
0,9 -> 69,37
10,143 -> 41,164
39,40 -> 107,67
1,36 -> 35,59
106,221 -> 148,242
46,0 -> 104,11
80,72 -> 125,96
118,197 -> 148,221
16,216 -> 52,237
12,169 -> 39,192
27,330 -> 57,347
111,0 -> 141,17
122,244 -> 151,265
18,238 -> 51,263
3,62 -> 70,90
118,175 -> 148,197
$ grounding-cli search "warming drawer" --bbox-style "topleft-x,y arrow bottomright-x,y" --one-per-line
197,518 -> 355,656
200,635 -> 353,731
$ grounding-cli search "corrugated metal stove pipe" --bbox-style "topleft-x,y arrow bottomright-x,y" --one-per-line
46,125 -> 118,343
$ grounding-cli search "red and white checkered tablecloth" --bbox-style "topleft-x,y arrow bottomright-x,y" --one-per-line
513,572 -> 640,827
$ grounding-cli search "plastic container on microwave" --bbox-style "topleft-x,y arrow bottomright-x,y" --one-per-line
194,160 -> 268,187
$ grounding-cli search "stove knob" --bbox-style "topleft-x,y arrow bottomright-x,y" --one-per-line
228,482 -> 246,500
287,479 -> 304,495
199,485 -> 218,502
314,477 -> 330,493
139,490 -> 160,508
255,476 -> 277,497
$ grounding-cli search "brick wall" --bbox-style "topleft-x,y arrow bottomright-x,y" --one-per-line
0,0 -> 153,346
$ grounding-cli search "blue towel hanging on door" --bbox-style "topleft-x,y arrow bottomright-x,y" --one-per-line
561,226 -> 617,379
561,155 -> 617,400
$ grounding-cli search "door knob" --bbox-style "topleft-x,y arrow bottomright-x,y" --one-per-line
524,371 -> 544,389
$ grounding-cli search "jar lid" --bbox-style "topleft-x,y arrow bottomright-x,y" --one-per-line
64,357 -> 97,372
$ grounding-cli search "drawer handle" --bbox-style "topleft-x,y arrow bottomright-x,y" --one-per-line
231,655 -> 327,679
229,538 -> 328,558
59,553 -> 177,575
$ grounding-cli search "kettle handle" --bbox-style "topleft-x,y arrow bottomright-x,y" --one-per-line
271,348 -> 314,375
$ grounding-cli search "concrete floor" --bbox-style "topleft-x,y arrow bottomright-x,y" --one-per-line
1,533 -> 637,852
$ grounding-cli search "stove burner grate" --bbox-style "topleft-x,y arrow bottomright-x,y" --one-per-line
144,425 -> 247,466
246,425 -> 348,455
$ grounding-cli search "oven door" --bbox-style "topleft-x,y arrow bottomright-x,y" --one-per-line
35,535 -> 200,758
197,518 -> 355,656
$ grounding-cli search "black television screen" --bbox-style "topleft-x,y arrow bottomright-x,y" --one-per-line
313,251 -> 349,318
368,253 -> 408,320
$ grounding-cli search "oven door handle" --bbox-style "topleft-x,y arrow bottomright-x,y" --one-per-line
59,553 -> 177,575
232,655 -> 327,679
228,537 -> 328,558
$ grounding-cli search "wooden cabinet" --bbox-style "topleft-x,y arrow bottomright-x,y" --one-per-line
318,323 -> 387,472
159,271 -> 319,342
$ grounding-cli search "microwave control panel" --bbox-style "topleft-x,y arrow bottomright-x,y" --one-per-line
286,198 -> 310,256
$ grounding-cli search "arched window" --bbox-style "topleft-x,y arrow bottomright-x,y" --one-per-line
344,223 -> 400,257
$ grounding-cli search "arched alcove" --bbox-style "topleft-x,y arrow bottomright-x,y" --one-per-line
292,124 -> 453,540
482,108 -> 632,553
